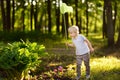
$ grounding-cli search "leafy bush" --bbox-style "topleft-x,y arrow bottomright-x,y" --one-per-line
0,40 -> 48,80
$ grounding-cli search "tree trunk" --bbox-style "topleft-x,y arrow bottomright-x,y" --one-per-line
105,0 -> 114,47
102,1 -> 107,38
47,0 -> 52,33
116,26 -> 120,47
34,0 -> 38,31
75,0 -> 78,26
22,10 -> 25,31
0,0 -> 7,31
11,0 -> 15,31
113,2 -> 117,34
79,14 -> 82,33
115,16 -> 120,47
39,10 -> 44,32
94,7 -> 97,33
30,0 -> 34,31
45,12 -> 47,33
21,1 -> 25,31
65,13 -> 69,38
55,0 -> 60,34
6,0 -> 11,31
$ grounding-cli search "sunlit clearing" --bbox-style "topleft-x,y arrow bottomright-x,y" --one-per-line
91,56 -> 120,71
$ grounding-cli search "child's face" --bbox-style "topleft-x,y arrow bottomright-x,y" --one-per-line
69,31 -> 77,38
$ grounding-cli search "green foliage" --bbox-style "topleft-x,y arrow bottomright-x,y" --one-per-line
0,31 -> 62,42
0,40 -> 47,79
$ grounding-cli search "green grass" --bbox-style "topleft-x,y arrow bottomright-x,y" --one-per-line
90,57 -> 120,80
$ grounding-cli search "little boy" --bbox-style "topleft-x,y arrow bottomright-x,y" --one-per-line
67,25 -> 94,80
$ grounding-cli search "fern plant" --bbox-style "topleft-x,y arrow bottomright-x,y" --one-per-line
0,40 -> 48,80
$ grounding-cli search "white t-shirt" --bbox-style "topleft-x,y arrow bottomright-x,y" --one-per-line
72,34 -> 90,55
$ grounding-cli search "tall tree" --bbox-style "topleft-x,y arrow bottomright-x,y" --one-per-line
11,0 -> 15,31
30,0 -> 34,31
0,0 -> 7,31
115,3 -> 120,47
113,1 -> 117,34
47,0 -> 52,33
94,4 -> 98,33
21,0 -> 25,31
38,0 -> 46,32
102,0 -> 107,38
75,0 -> 78,26
116,25 -> 120,47
6,0 -> 11,31
55,0 -> 60,34
1,0 -> 11,31
105,0 -> 114,47
34,0 -> 39,31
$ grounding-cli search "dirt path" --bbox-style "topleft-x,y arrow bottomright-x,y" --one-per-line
46,48 -> 75,54
46,47 -> 120,58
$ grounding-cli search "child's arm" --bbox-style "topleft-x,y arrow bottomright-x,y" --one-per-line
84,39 -> 94,53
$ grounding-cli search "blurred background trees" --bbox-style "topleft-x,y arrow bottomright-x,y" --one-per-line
0,0 -> 120,47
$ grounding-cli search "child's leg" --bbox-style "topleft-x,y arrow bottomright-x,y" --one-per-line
83,53 -> 90,76
76,55 -> 82,77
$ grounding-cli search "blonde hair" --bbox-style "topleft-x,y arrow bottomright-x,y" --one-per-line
68,25 -> 79,34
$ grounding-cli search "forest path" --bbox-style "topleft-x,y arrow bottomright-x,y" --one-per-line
46,47 -> 120,58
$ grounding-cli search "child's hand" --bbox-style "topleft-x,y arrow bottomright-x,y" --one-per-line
90,48 -> 94,53
66,43 -> 74,47
65,42 -> 69,46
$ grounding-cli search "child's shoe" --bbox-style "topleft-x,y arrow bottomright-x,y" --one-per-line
86,75 -> 90,79
76,76 -> 80,80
